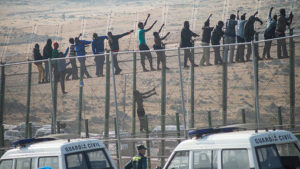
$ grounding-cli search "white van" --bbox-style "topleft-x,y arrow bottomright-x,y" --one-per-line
0,138 -> 117,169
163,128 -> 300,169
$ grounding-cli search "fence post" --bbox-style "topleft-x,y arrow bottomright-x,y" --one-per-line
190,48 -> 195,128
145,115 -> 151,169
176,113 -> 181,144
242,109 -> 246,124
131,52 -> 137,156
222,48 -> 227,126
28,123 -> 32,138
252,41 -> 260,129
85,119 -> 89,138
0,65 -> 5,147
289,28 -> 295,129
77,61 -> 84,136
57,121 -> 61,134
104,52 -> 110,145
49,58 -> 57,134
161,49 -> 166,167
114,118 -> 120,169
25,62 -> 32,138
277,107 -> 283,129
208,111 -> 212,128
177,48 -> 187,138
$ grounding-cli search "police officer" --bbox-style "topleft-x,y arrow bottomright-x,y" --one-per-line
125,145 -> 147,169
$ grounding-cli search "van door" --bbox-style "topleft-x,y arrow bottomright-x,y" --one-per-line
192,150 -> 218,169
221,149 -> 251,169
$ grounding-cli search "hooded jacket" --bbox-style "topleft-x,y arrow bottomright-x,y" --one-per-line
43,41 -> 53,59
180,26 -> 198,47
211,25 -> 224,45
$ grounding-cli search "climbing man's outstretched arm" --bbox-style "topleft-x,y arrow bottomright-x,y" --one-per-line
144,14 -> 151,26
158,24 -> 165,34
141,88 -> 155,95
145,20 -> 158,32
161,32 -> 170,40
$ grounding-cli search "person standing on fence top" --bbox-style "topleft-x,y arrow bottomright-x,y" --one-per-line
223,13 -> 238,64
244,12 -> 263,60
262,7 -> 277,60
57,52 -> 71,94
180,21 -> 199,68
276,8 -> 293,59
33,43 -> 45,84
200,14 -> 214,66
153,24 -> 170,70
211,21 -> 224,65
138,14 -> 157,72
52,42 -> 60,82
134,88 -> 156,132
124,144 -> 147,169
236,11 -> 247,62
108,30 -> 134,75
65,38 -> 79,80
43,39 -> 52,83
92,33 -> 107,77
75,36 -> 92,78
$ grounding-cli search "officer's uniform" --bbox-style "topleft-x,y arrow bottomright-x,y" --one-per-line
124,145 -> 147,169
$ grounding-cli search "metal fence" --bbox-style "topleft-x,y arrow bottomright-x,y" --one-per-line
0,33 -> 299,168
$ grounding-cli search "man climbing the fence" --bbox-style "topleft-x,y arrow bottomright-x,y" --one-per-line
200,14 -> 214,66
65,37 -> 79,80
125,144 -> 148,169
75,35 -> 92,78
180,21 -> 199,68
153,24 -> 170,70
276,8 -> 293,59
134,88 -> 156,132
244,11 -> 263,60
211,21 -> 224,65
92,33 -> 107,77
108,30 -> 134,75
138,14 -> 157,72
224,13 -> 238,63
43,39 -> 53,83
236,11 -> 247,62
262,7 -> 277,60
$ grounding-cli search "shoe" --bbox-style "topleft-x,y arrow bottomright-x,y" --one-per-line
184,65 -> 189,68
192,64 -> 199,67
206,63 -> 212,66
165,67 -> 169,70
63,91 -> 68,94
267,57 -> 273,60
38,81 -> 42,84
143,68 -> 149,72
87,75 -> 92,78
157,68 -> 161,70
200,63 -> 205,66
151,67 -> 156,71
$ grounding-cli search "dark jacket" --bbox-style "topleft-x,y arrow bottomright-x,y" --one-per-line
57,50 -> 70,72
43,43 -> 53,59
124,153 -> 147,169
202,27 -> 214,43
224,19 -> 237,37
180,28 -> 198,47
75,40 -> 91,62
33,48 -> 43,61
109,32 -> 131,51
211,25 -> 224,45
92,36 -> 107,54
244,16 -> 256,42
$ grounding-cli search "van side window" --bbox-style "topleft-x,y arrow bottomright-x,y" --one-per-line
66,153 -> 88,169
16,158 -> 32,169
86,149 -> 112,169
166,151 -> 189,169
0,159 -> 13,169
193,150 -> 211,169
276,143 -> 300,168
39,157 -> 59,169
222,149 -> 250,169
256,145 -> 283,169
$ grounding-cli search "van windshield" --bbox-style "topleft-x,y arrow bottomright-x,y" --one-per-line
256,143 -> 300,169
166,151 -> 189,169
66,149 -> 113,169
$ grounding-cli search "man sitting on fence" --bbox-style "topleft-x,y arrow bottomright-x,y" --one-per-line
134,88 -> 156,132
153,24 -> 170,70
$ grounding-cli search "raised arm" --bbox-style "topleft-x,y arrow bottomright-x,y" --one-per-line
237,10 -> 240,20
255,17 -> 263,25
144,14 -> 151,26
161,32 -> 170,40
145,20 -> 157,32
158,24 -> 165,34
117,30 -> 134,39
254,11 -> 258,17
77,33 -> 82,39
64,47 -> 69,57
142,92 -> 156,99
191,30 -> 199,37
287,12 -> 294,26
268,7 -> 273,19
207,14 -> 212,22
141,88 -> 155,95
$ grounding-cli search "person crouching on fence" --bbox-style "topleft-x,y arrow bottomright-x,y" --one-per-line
134,88 -> 156,132
33,43 -> 45,84
125,145 -> 147,169
153,24 -> 170,70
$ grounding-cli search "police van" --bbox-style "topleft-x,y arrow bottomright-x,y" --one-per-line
162,128 -> 300,169
0,138 -> 117,169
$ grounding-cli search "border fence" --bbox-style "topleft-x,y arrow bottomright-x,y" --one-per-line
0,31 -> 299,168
